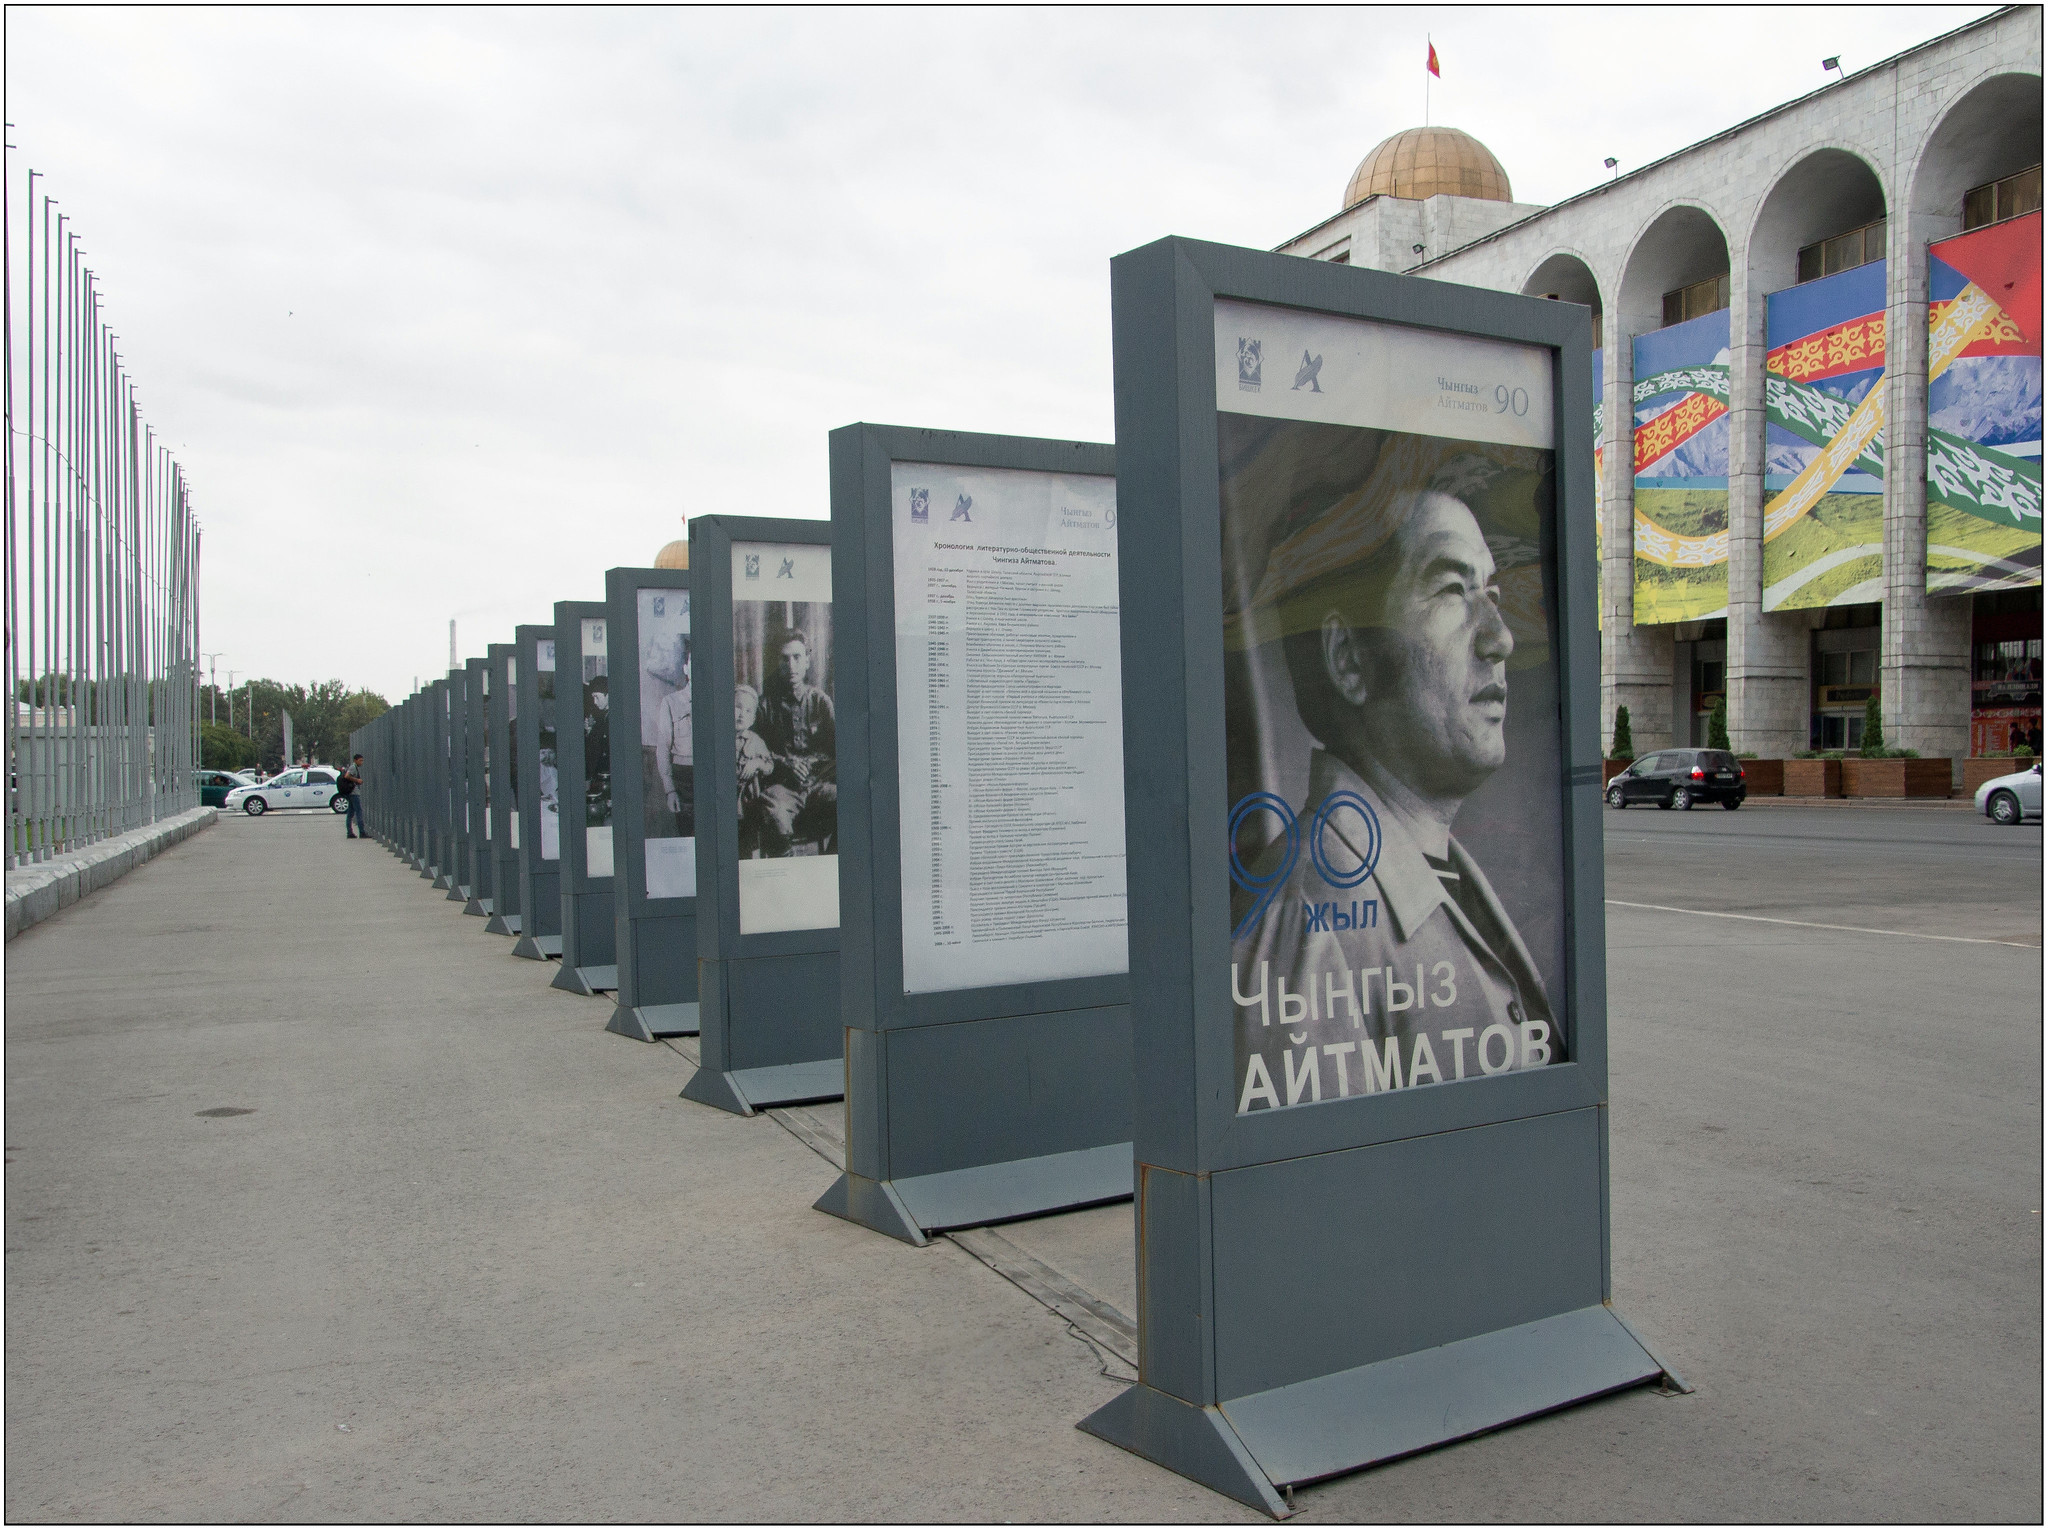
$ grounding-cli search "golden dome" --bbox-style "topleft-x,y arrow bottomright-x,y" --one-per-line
654,539 -> 689,570
1344,126 -> 1512,209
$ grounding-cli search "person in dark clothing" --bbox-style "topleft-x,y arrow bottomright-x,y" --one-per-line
339,753 -> 366,839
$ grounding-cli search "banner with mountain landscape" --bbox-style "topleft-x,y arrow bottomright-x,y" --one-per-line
1761,261 -> 1887,611
1925,211 -> 2042,595
1631,309 -> 1729,623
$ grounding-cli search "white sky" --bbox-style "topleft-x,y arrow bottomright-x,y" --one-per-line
5,4 -> 1996,700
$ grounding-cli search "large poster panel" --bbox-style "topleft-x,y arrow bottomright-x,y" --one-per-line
732,540 -> 837,934
1926,211 -> 2043,594
1216,298 -> 1565,1116
537,637 -> 560,861
1762,262 -> 1887,609
636,586 -> 696,900
889,462 -> 1127,994
1630,309 -> 1730,623
506,652 -> 519,850
581,617 -> 613,878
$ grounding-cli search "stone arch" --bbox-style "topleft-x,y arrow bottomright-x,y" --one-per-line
1616,202 -> 1732,344
1746,146 -> 1890,302
1520,250 -> 1605,346
1907,68 -> 2043,240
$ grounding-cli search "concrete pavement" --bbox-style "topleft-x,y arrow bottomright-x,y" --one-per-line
5,803 -> 2041,1521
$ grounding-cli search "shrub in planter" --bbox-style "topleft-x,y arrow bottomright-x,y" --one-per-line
1708,696 -> 1730,751
1610,705 -> 1634,763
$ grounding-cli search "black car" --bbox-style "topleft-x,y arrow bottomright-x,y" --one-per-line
1607,748 -> 1747,810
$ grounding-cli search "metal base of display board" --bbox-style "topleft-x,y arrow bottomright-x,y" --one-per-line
422,862 -> 439,882
818,1142 -> 1132,1247
681,1058 -> 843,1118
484,911 -> 522,937
606,1002 -> 700,1042
446,881 -> 469,903
463,895 -> 492,917
511,932 -> 562,961
1080,1306 -> 1677,1518
551,963 -> 617,996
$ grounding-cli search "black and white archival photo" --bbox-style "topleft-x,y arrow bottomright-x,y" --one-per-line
1218,299 -> 1568,1115
581,616 -> 613,878
730,540 -> 836,934
537,637 -> 560,862
636,587 -> 694,900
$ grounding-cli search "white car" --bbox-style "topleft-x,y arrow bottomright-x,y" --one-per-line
225,766 -> 349,816
1974,760 -> 2043,826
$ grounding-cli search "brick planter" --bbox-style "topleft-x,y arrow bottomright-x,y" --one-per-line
1604,759 -> 1630,787
1842,757 -> 1955,798
1962,757 -> 2033,796
1740,759 -> 1784,796
1784,759 -> 1842,797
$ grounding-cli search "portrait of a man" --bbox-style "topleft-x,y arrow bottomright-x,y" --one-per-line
1224,422 -> 1566,1113
750,629 -> 837,855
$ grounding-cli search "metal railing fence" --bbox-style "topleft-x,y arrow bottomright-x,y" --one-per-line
5,157 -> 203,867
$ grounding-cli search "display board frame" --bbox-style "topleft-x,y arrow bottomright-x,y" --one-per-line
426,677 -> 453,886
550,599 -> 618,995
510,622 -> 564,961
462,655 -> 495,916
484,641 -> 523,936
442,667 -> 473,899
818,423 -> 1131,1245
681,515 -> 844,1116
603,565 -> 701,1040
1080,237 -> 1679,1514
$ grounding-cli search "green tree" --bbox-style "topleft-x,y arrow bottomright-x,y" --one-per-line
1860,694 -> 1885,757
200,722 -> 258,772
1707,695 -> 1730,751
1610,705 -> 1634,761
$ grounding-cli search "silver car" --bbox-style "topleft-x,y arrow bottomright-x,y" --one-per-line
224,767 -> 348,817
1974,761 -> 2043,826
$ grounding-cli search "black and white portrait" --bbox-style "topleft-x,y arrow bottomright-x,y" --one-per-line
1223,419 -> 1568,1114
637,587 -> 695,899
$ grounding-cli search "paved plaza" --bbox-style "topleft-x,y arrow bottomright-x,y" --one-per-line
5,803 -> 2041,1522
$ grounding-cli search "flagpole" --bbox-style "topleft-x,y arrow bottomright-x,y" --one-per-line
1426,34 -> 1431,124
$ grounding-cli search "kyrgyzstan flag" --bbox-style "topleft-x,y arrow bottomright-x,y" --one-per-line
1426,41 -> 1441,77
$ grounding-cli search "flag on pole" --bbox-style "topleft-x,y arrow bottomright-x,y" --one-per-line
1427,41 -> 1441,78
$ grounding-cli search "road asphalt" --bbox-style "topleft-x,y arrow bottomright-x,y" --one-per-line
5,802 -> 2040,1522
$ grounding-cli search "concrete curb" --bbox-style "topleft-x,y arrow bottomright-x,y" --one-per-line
5,807 -> 219,941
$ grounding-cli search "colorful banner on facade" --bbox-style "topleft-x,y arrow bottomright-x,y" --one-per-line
1631,309 -> 1729,623
1926,211 -> 2042,595
1762,261 -> 1886,610
1592,350 -> 1604,630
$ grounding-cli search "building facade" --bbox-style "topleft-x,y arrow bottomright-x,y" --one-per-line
1279,8 -> 2043,764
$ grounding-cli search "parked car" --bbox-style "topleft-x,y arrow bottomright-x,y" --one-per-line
193,769 -> 254,808
1974,760 -> 2043,826
1606,749 -> 1747,810
224,766 -> 349,816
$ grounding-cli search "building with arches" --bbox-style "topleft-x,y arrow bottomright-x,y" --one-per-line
1278,8 -> 2042,766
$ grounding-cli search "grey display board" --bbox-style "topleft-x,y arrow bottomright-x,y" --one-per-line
510,623 -> 564,961
1078,237 -> 1681,1515
484,641 -> 524,936
463,655 -> 495,916
445,666 -> 475,902
603,565 -> 701,1040
551,600 -> 618,995
817,424 -> 1132,1246
680,516 -> 843,1116
426,677 -> 452,885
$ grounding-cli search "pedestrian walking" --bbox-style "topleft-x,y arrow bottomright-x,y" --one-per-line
339,753 -> 367,839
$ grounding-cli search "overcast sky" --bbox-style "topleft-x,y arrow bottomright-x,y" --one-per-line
6,5 -> 1995,701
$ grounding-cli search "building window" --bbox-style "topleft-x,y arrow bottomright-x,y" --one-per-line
1963,165 -> 2043,231
1820,650 -> 1877,688
1327,251 -> 1350,264
1796,218 -> 1886,282
1661,273 -> 1729,327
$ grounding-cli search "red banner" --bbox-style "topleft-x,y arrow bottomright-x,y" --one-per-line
1767,312 -> 1886,384
1634,391 -> 1727,475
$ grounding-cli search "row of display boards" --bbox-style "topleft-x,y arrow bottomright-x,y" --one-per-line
349,239 -> 1683,1516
